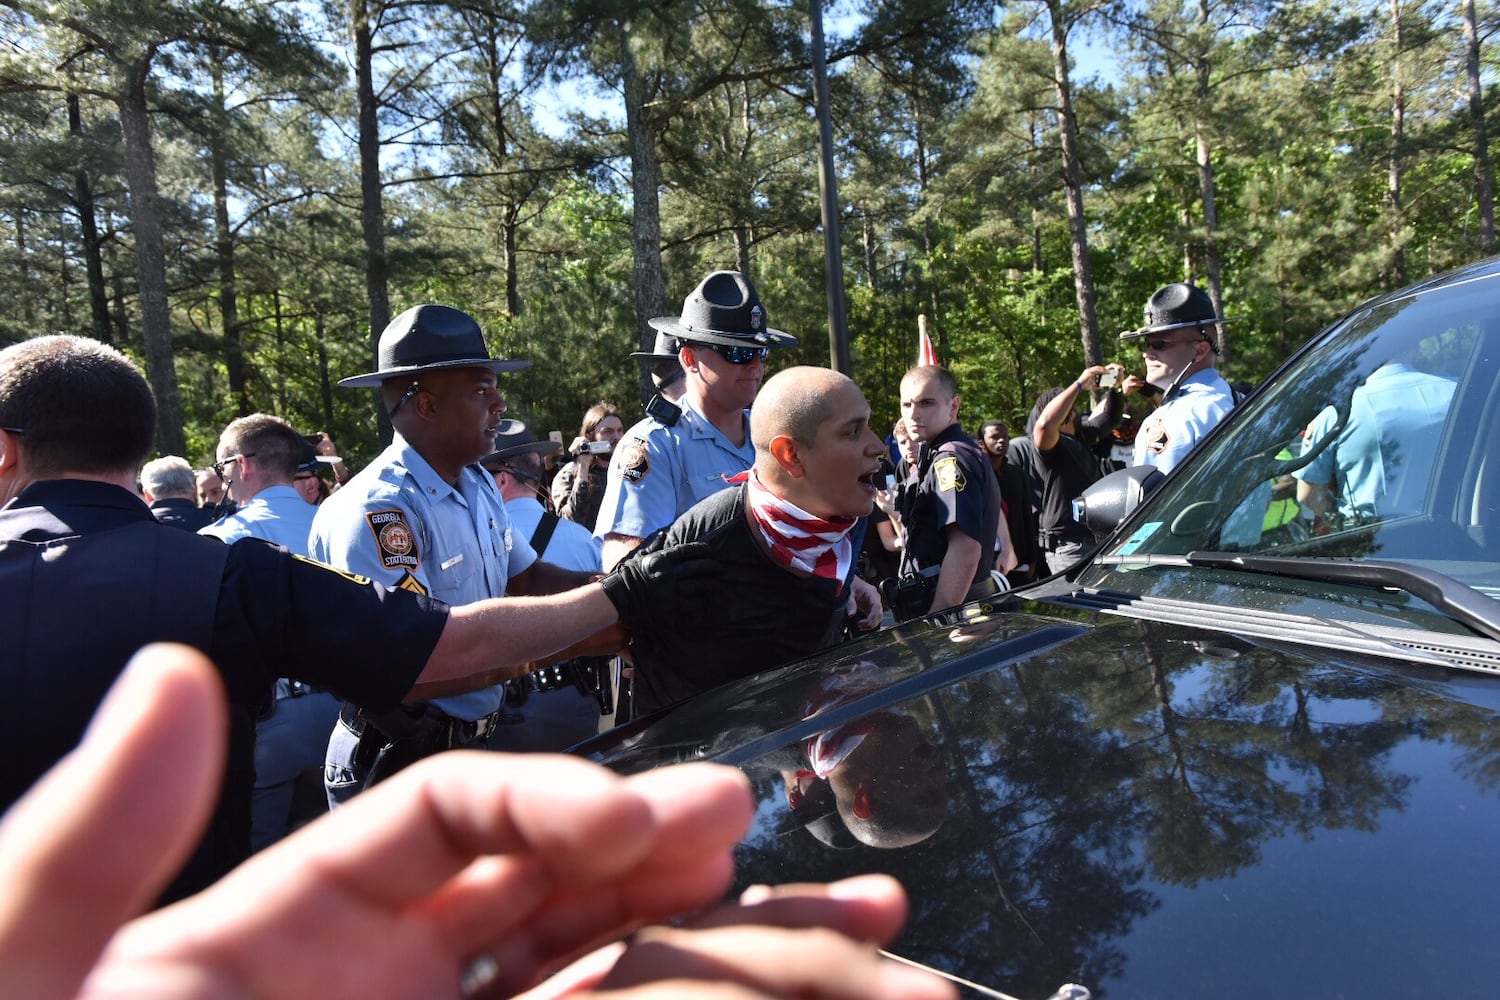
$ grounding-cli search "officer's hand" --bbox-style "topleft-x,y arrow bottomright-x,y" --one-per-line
847,575 -> 883,632
599,540 -> 717,632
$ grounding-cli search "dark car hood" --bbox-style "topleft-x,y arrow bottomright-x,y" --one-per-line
577,600 -> 1500,998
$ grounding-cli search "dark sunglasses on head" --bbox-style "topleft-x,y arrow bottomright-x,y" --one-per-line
699,342 -> 769,365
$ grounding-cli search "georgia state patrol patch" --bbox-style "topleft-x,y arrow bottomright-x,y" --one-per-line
1139,411 -> 1169,454
365,509 -> 420,571
617,439 -> 651,483
934,454 -> 965,492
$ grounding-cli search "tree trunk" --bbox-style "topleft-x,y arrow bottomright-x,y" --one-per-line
1047,0 -> 1101,367
861,209 -> 879,289
354,0 -> 392,437
67,94 -> 111,344
621,22 -> 667,403
1387,0 -> 1407,288
1463,0 -> 1495,254
210,51 -> 246,415
1194,0 -> 1226,360
117,67 -> 185,456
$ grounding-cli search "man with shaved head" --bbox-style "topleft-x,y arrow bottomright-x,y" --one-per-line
622,366 -> 886,715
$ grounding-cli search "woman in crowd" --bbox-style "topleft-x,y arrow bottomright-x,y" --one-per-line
550,402 -> 625,530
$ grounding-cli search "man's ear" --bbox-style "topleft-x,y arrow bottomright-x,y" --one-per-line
768,434 -> 805,478
679,344 -> 700,373
0,428 -> 20,475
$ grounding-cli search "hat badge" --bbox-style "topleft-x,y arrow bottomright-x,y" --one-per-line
751,305 -> 763,331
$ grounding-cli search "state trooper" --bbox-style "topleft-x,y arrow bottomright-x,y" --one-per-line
594,270 -> 798,571
481,424 -> 607,750
311,305 -> 606,803
1120,282 -> 1236,475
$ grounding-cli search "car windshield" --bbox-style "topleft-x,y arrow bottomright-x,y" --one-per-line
1081,268 -> 1500,639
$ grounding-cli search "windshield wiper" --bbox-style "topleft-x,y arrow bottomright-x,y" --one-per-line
1184,551 -> 1500,643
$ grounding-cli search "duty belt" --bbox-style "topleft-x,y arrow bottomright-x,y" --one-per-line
275,678 -> 322,701
340,702 -> 503,748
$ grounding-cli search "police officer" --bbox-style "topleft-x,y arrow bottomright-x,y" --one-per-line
892,364 -> 1001,620
312,305 -> 607,803
0,335 -> 703,901
594,270 -> 798,571
482,424 -> 606,750
199,413 -> 338,850
1120,282 -> 1235,475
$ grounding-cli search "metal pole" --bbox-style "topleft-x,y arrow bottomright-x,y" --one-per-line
810,0 -> 851,374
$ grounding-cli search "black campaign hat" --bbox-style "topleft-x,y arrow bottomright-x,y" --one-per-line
1120,282 -> 1228,342
480,421 -> 558,470
647,271 -> 797,350
629,328 -> 682,363
339,304 -> 530,388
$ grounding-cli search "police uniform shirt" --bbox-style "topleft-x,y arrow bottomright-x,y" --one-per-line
1293,362 -> 1457,519
503,494 -> 602,574
627,485 -> 854,716
1133,368 -> 1235,475
0,479 -> 444,900
309,436 -> 535,720
900,423 -> 1000,586
199,484 -> 317,554
592,397 -> 754,542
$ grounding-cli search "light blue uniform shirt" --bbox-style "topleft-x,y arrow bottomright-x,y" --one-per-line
503,495 -> 602,574
1294,363 -> 1456,519
1134,368 -> 1235,475
593,397 -> 754,542
309,437 -> 535,720
199,485 -> 317,556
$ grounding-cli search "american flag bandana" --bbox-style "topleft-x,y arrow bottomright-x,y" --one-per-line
731,468 -> 857,582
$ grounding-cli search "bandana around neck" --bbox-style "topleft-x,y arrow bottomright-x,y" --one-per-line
733,468 -> 857,582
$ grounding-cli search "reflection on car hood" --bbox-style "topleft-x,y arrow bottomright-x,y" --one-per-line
576,601 -> 1500,998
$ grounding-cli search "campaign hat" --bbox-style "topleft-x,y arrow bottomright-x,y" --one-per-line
339,304 -> 530,388
1120,282 -> 1227,343
629,328 -> 683,363
647,271 -> 797,350
480,422 -> 558,471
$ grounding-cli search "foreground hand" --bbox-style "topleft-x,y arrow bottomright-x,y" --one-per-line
522,877 -> 955,1000
600,539 -> 717,632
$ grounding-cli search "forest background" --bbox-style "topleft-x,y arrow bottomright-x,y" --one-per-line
0,0 -> 1495,468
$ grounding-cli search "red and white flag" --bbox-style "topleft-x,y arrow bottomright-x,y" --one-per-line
917,315 -> 938,366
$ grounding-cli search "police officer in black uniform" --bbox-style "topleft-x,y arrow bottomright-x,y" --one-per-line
891,364 -> 1001,621
0,335 -> 713,902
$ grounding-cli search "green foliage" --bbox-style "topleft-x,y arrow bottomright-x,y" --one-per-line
0,0 -> 1496,464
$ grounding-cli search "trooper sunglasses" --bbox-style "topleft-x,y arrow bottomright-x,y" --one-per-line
699,343 -> 769,365
1137,336 -> 1201,352
213,453 -> 255,479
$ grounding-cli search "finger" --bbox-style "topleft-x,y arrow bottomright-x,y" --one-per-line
716,874 -> 911,945
0,643 -> 226,999
268,757 -> 747,914
591,923 -> 956,1000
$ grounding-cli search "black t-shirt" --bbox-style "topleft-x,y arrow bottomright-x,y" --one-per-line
628,486 -> 853,716
1032,433 -> 1098,544
0,480 -> 445,901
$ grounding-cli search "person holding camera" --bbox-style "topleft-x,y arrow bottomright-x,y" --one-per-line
891,365 -> 1001,621
550,402 -> 624,531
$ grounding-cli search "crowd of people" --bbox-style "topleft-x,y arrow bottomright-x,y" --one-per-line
0,267 -> 1252,998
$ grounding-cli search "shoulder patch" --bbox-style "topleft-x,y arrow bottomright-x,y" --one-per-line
291,553 -> 371,587
1139,412 -> 1169,455
934,454 -> 965,493
365,509 -> 420,571
617,439 -> 651,484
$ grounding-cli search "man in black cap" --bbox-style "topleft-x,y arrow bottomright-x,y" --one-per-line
311,305 -> 627,802
1120,282 -> 1235,474
594,270 -> 798,571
